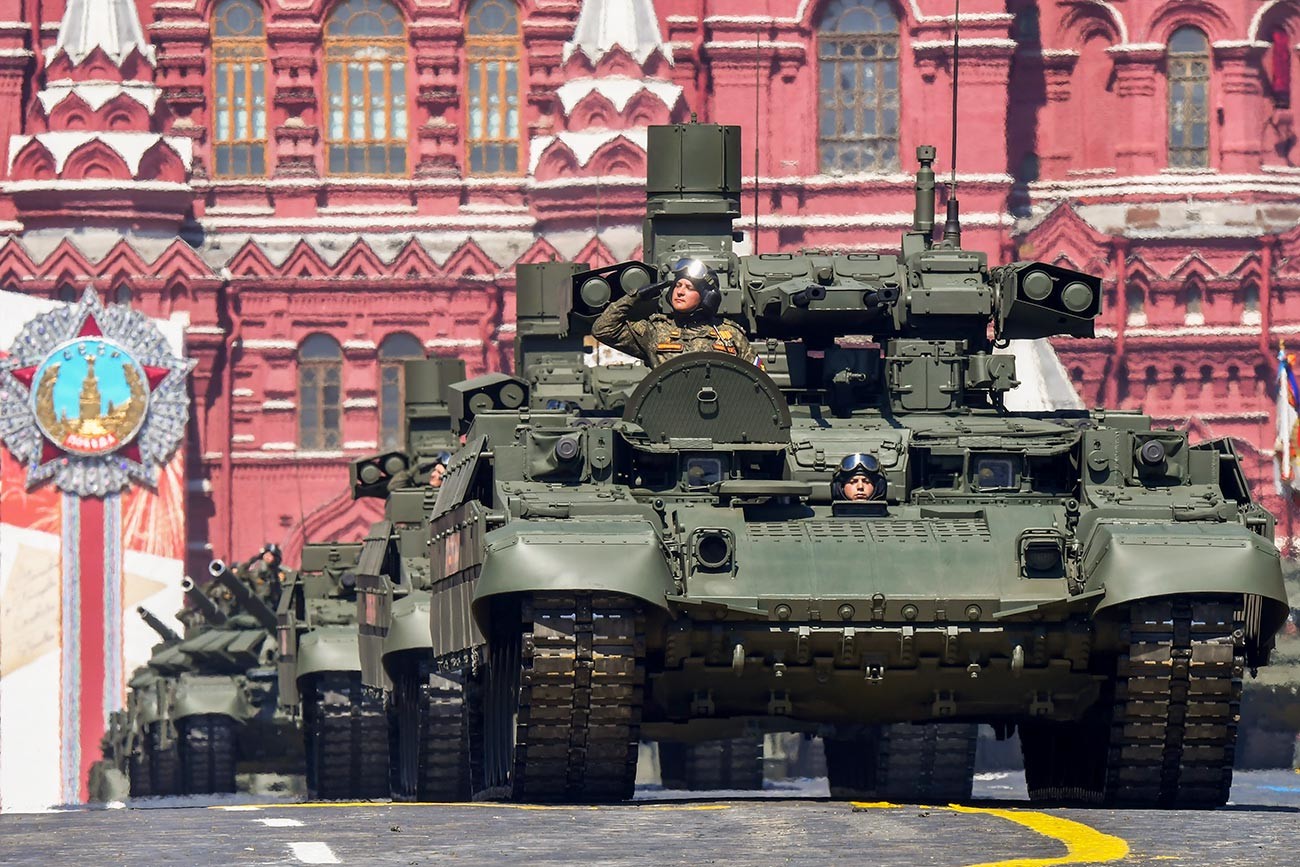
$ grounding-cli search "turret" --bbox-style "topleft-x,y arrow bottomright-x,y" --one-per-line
553,123 -> 1103,415
209,560 -> 278,631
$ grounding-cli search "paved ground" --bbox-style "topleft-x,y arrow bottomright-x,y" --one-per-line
1,770 -> 1298,866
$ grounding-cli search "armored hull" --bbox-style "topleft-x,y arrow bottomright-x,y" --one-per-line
406,122 -> 1291,806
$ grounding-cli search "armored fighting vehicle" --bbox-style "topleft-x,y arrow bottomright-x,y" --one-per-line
354,315 -> 755,795
409,122 -> 1290,807
276,539 -> 389,799
88,562 -> 287,799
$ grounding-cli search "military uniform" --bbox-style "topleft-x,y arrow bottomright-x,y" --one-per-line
591,294 -> 756,367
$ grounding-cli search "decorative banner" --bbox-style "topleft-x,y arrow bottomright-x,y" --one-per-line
0,287 -> 194,496
0,290 -> 190,809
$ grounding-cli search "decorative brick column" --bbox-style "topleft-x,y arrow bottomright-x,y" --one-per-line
1108,44 -> 1164,176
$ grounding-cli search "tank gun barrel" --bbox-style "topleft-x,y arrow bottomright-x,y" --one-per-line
181,575 -> 227,626
209,559 -> 278,631
137,606 -> 180,643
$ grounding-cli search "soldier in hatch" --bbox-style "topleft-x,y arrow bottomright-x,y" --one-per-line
592,257 -> 756,367
833,453 -> 887,502
386,451 -> 451,493
245,542 -> 285,607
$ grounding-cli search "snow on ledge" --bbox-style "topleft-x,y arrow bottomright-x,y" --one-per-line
8,131 -> 193,174
555,77 -> 683,115
529,129 -> 649,175
37,80 -> 162,115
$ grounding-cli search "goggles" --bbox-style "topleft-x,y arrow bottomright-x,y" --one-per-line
671,257 -> 712,281
838,453 -> 881,476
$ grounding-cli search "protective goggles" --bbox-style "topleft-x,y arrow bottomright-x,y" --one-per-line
670,257 -> 712,280
838,453 -> 881,475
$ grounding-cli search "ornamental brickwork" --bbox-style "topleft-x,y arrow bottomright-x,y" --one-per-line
1,0 -> 1299,569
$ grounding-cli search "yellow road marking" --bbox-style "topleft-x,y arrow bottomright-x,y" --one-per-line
850,801 -> 1129,867
213,801 -> 730,812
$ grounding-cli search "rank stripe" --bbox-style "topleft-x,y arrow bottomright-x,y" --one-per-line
77,494 -> 106,804
59,492 -> 79,804
103,493 -> 123,749
850,802 -> 1130,867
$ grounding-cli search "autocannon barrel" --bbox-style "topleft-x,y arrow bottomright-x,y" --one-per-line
181,575 -> 227,626
137,606 -> 180,643
209,560 -> 278,631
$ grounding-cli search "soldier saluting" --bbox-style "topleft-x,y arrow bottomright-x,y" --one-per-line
592,257 -> 756,367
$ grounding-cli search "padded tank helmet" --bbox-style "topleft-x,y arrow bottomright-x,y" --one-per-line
832,452 -> 887,501
669,257 -> 722,315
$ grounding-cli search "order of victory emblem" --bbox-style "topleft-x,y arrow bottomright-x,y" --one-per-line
0,288 -> 195,496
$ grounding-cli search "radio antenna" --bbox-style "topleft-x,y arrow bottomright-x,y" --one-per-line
752,22 -> 761,255
942,0 -> 962,247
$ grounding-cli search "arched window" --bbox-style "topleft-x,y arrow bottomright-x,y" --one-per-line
1268,27 -> 1291,108
1126,283 -> 1147,326
324,0 -> 408,175
212,0 -> 268,176
378,332 -> 424,450
1168,27 -> 1210,168
299,334 -> 343,449
1183,282 -> 1204,325
1242,283 -> 1261,325
465,0 -> 522,175
817,0 -> 900,173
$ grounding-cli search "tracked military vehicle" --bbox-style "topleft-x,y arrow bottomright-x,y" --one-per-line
412,122 -> 1290,807
89,563 -> 288,799
275,539 -> 389,799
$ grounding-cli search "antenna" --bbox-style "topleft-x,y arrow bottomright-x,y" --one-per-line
753,22 -> 761,255
942,0 -> 962,247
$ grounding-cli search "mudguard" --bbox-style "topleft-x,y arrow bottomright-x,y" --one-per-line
1083,521 -> 1290,637
295,624 -> 362,682
382,590 -> 433,660
471,520 -> 673,630
171,673 -> 255,723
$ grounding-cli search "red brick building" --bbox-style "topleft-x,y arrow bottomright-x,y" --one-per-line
1,0 -> 1298,569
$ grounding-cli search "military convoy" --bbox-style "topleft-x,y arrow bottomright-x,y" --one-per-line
92,122 -> 1295,806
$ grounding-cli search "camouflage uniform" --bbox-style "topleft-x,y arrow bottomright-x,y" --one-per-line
591,294 -> 756,367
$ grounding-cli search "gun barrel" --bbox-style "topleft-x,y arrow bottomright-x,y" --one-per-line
212,567 -> 278,631
136,606 -> 180,643
209,559 -> 228,579
181,575 -> 227,626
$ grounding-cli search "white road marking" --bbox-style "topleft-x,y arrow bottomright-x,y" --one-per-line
215,805 -> 262,811
289,841 -> 341,864
258,818 -> 304,828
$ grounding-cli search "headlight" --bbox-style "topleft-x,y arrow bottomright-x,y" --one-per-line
693,529 -> 733,571
1019,532 -> 1065,578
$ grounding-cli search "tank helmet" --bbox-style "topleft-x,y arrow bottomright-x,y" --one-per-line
833,452 -> 887,500
669,257 -> 722,316
260,542 -> 282,567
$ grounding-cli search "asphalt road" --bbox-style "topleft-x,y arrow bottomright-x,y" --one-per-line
2,771 -> 1298,866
